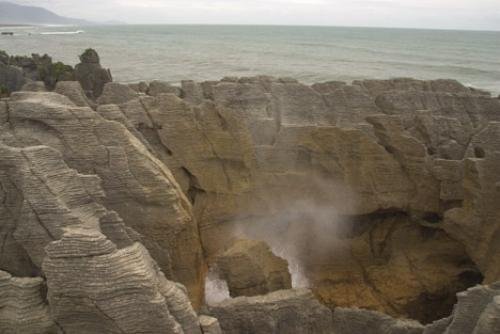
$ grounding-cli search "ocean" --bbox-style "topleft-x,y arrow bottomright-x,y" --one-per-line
1,24 -> 500,94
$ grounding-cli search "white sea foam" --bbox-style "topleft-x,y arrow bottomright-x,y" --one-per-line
40,30 -> 84,35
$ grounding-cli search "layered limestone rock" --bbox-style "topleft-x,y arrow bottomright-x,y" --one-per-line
208,288 -> 334,334
444,122 -> 500,283
74,48 -> 112,99
21,81 -> 48,92
216,239 -> 291,297
1,66 -> 500,332
0,271 -> 56,334
430,282 -> 500,334
43,229 -> 201,334
333,307 -> 424,334
97,82 -> 138,105
0,119 -> 203,332
95,76 -> 500,320
199,315 -> 223,334
54,81 -> 94,108
310,213 -> 482,323
332,282 -> 500,334
1,90 -> 204,306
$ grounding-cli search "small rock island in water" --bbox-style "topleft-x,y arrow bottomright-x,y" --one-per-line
0,49 -> 499,333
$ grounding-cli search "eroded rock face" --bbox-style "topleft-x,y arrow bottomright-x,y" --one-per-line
100,76 -> 499,320
54,81 -> 94,108
97,82 -> 138,105
43,229 -> 201,334
434,282 -> 500,334
74,49 -> 112,99
216,239 -> 291,297
208,288 -> 334,334
0,119 -> 204,332
0,271 -> 56,334
1,70 -> 499,332
333,282 -> 500,334
1,90 -> 204,306
311,213 -> 482,323
333,307 -> 424,334
199,315 -> 223,334
444,122 -> 500,283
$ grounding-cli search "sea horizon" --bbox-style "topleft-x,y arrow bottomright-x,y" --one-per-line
3,23 -> 500,33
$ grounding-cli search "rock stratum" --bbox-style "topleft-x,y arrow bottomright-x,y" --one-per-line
0,49 -> 499,333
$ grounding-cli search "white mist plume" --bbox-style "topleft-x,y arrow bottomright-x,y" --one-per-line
204,265 -> 230,305
232,197 -> 344,288
204,177 -> 356,304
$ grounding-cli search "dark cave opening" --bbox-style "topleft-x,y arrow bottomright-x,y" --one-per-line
325,210 -> 485,324
405,268 -> 484,324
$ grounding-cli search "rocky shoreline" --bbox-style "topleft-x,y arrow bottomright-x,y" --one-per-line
0,49 -> 499,333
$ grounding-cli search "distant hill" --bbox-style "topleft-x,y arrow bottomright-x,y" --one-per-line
0,1 -> 91,26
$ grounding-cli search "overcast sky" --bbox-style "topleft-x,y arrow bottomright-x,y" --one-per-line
11,0 -> 500,30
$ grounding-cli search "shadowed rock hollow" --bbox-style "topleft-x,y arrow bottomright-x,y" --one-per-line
0,50 -> 499,333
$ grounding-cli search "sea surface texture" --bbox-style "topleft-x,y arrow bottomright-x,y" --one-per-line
1,25 -> 499,94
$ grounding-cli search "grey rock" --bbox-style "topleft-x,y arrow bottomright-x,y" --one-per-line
43,229 -> 201,334
0,50 -> 8,65
333,307 -> 424,334
0,271 -> 56,334
0,52 -> 76,93
331,282 -> 500,334
97,82 -> 138,105
3,90 -> 205,306
147,80 -> 182,97
79,48 -> 100,64
129,81 -> 149,93
20,81 -> 47,92
437,283 -> 500,334
199,315 -> 222,334
208,288 -> 334,334
181,80 -> 206,104
54,81 -> 94,108
0,99 -> 7,124
74,48 -> 112,99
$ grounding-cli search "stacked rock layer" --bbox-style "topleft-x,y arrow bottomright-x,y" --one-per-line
0,49 -> 499,333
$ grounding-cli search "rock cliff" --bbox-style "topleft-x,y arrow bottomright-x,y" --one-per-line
0,49 -> 499,333
98,75 -> 497,322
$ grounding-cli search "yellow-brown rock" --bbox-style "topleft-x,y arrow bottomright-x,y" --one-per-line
216,239 -> 292,297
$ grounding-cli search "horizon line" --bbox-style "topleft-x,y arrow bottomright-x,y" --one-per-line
7,22 -> 499,33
